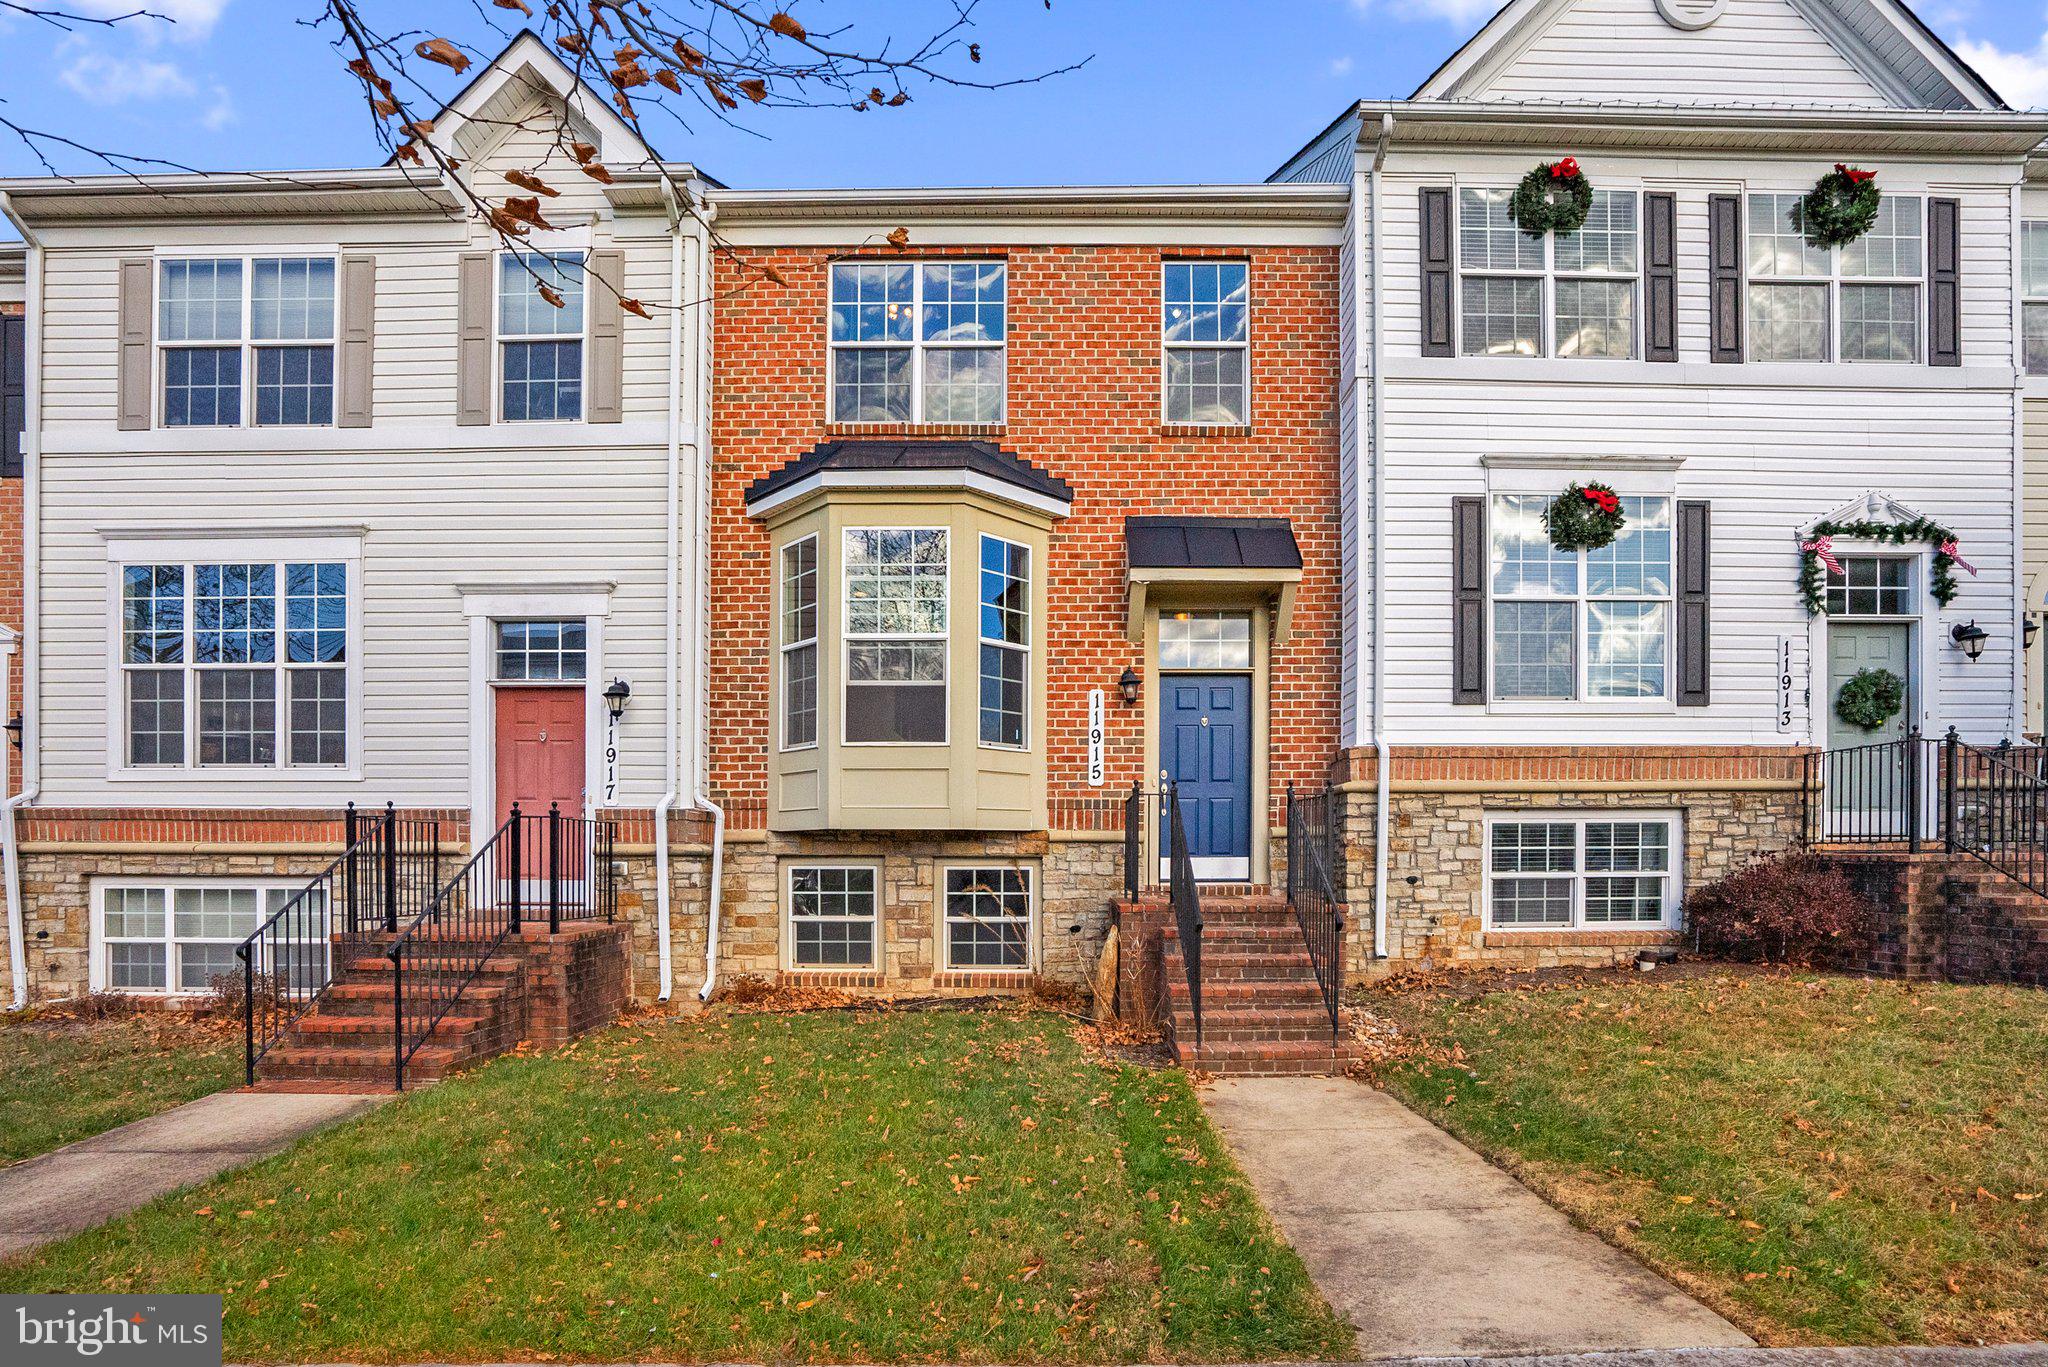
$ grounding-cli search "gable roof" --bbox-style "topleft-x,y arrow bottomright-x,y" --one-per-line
1800,490 -> 1937,534
403,30 -> 662,173
1411,0 -> 2004,111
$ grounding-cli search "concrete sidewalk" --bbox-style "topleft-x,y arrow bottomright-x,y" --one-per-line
1205,1076 -> 1753,1359
0,1088 -> 388,1261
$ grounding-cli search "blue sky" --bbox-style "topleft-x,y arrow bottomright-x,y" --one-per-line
2,0 -> 2047,206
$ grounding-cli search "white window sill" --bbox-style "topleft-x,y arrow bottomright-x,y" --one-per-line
1483,922 -> 1676,934
1484,701 -> 1678,717
105,766 -> 364,784
1388,355 -> 2018,391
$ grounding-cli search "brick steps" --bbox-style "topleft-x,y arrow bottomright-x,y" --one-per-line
1152,898 -> 1360,1077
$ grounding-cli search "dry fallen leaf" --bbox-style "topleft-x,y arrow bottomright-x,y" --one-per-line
414,38 -> 470,73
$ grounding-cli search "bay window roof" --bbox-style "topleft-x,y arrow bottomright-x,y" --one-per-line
743,439 -> 1072,520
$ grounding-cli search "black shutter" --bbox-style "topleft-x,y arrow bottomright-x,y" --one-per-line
1421,187 -> 1455,358
1,314 -> 22,480
1676,499 -> 1711,708
1928,196 -> 1960,368
1644,192 -> 1678,362
1453,496 -> 1486,705
1709,194 -> 1743,363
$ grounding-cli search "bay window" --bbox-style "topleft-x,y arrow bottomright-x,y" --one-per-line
978,535 -> 1029,748
1747,194 -> 1923,362
843,527 -> 948,744
1490,494 -> 1672,702
781,536 -> 819,749
1487,815 -> 1677,929
1458,188 -> 1638,359
829,261 -> 1006,424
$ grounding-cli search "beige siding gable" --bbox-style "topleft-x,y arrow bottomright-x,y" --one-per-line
1449,0 -> 1891,107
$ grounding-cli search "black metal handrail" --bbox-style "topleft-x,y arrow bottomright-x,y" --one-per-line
1947,739 -> 2048,898
1162,778 -> 1203,1050
234,803 -> 442,1086
1803,730 -> 1939,849
388,803 -> 617,1090
1121,782 -> 1161,901
1286,784 -> 1346,1045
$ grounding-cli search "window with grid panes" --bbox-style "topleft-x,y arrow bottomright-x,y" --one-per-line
787,865 -> 878,968
98,882 -> 330,995
1747,194 -> 1923,362
843,528 -> 948,743
1488,816 -> 1674,928
978,536 -> 1029,748
499,251 -> 585,421
943,866 -> 1032,970
781,536 -> 819,748
494,620 -> 587,681
1457,188 -> 1638,359
828,261 -> 1005,424
1489,495 -> 1672,701
159,257 -> 336,427
1162,261 -> 1249,423
1825,556 -> 1914,616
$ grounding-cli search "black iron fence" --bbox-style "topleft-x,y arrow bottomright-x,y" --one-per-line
388,803 -> 617,1090
1285,784 -> 1346,1045
1806,728 -> 2048,900
1121,782 -> 1166,901
1162,778 -> 1204,1050
235,803 -> 442,1086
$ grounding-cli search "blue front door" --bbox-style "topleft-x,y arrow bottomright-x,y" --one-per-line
1161,673 -> 1253,880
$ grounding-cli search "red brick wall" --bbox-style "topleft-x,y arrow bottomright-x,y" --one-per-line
710,243 -> 1343,823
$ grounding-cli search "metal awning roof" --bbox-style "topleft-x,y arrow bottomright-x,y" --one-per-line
1126,516 -> 1302,571
743,439 -> 1072,518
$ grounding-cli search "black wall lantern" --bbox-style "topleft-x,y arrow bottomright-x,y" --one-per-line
1950,620 -> 1989,662
603,678 -> 632,720
1117,667 -> 1141,706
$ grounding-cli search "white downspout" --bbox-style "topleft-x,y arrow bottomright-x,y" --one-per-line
2,191 -> 43,1009
691,199 -> 724,1002
2011,179 -> 2026,743
653,182 -> 685,1001
1368,116 -> 1392,959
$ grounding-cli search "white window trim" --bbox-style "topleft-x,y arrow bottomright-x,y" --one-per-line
1744,192 -> 1927,365
1484,492 -> 1677,711
782,861 -> 882,973
779,533 -> 821,752
1455,187 -> 1642,361
152,251 -> 340,430
1802,541 -> 1938,748
938,861 -> 1037,974
1160,258 -> 1253,426
827,259 -> 1008,425
2021,219 -> 2048,377
88,875 -> 328,997
496,248 -> 589,425
841,524 -> 950,748
102,532 -> 363,783
977,533 -> 1030,752
1481,810 -> 1682,933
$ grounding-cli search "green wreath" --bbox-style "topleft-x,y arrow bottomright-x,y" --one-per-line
1836,667 -> 1905,732
1509,157 -> 1592,237
1543,481 -> 1626,552
1801,164 -> 1881,249
1797,515 -> 1962,616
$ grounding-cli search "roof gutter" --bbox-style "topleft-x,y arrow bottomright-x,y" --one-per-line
1,191 -> 41,1010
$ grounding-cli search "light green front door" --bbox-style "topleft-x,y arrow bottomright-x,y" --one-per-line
1826,621 -> 1913,830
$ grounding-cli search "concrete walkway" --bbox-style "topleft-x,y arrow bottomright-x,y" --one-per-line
0,1089 -> 388,1260
1204,1076 -> 1754,1359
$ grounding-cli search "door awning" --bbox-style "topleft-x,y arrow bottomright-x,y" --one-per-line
1124,516 -> 1303,644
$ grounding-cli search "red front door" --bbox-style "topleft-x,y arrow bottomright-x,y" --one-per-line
495,686 -> 586,827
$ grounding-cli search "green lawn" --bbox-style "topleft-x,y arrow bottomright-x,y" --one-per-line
1369,970 -> 2048,1346
0,1015 -> 240,1165
0,1007 -> 1350,1364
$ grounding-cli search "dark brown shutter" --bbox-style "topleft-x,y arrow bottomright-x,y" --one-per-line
1453,495 -> 1486,705
1676,499 -> 1711,708
1644,192 -> 1677,362
1,313 -> 23,479
1421,187 -> 1455,358
117,257 -> 153,430
1708,194 -> 1742,364
1928,196 -> 1960,368
456,252 -> 491,426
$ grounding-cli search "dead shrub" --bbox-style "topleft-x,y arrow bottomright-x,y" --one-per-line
1687,851 -> 1877,965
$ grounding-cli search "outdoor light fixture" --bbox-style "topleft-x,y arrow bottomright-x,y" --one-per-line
2027,618 -> 2040,652
1951,621 -> 1989,662
3,713 -> 19,751
603,678 -> 632,720
1117,667 -> 1141,706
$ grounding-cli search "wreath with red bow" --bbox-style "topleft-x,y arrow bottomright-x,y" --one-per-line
1801,164 -> 1881,249
1509,156 -> 1593,237
1544,482 -> 1627,553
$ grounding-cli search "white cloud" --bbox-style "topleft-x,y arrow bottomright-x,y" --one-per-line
199,81 -> 235,130
1388,0 -> 1509,23
66,0 -> 230,41
1952,30 -> 2048,109
1328,55 -> 1356,77
60,50 -> 197,104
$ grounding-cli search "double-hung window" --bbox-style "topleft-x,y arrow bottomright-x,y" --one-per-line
1747,194 -> 1923,362
1458,189 -> 1638,359
2024,221 -> 2048,375
98,881 -> 329,995
787,865 -> 878,969
781,537 -> 819,749
1490,494 -> 1672,702
1163,261 -> 1250,423
499,251 -> 585,421
978,535 -> 1029,748
829,261 -> 1006,424
843,528 -> 948,743
943,866 -> 1033,971
1488,815 -> 1676,929
159,256 -> 336,427
119,556 -> 350,769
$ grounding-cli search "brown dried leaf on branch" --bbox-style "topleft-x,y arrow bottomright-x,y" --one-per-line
672,40 -> 705,72
505,169 -> 557,197
502,196 -> 556,230
739,78 -> 767,103
493,0 -> 532,12
394,141 -> 425,166
556,33 -> 587,55
402,119 -> 435,140
569,141 -> 598,164
760,262 -> 790,287
580,162 -> 615,184
414,38 -> 471,74
371,97 -> 400,118
654,69 -> 682,94
487,206 -> 532,236
768,12 -> 807,41
610,60 -> 650,90
537,283 -> 566,309
704,76 -> 738,110
886,226 -> 910,248
620,298 -> 652,319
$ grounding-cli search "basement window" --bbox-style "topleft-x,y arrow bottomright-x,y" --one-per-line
1485,814 -> 1677,930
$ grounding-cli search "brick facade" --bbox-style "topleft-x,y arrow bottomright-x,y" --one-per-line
1824,849 -> 2048,988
